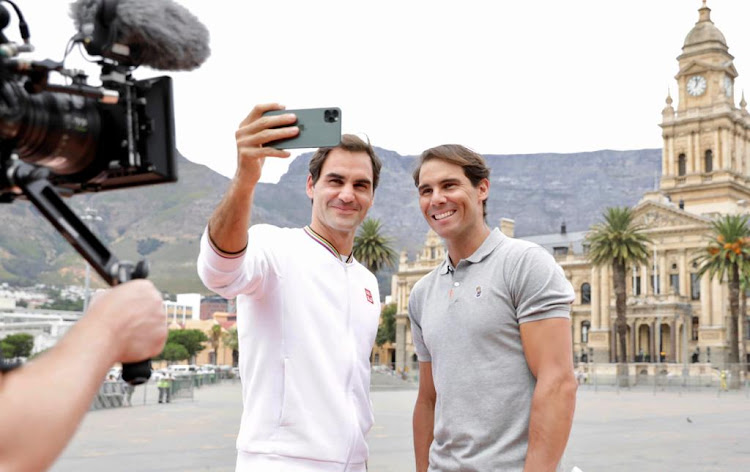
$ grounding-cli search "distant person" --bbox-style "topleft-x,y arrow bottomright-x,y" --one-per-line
158,373 -> 171,404
0,280 -> 166,472
408,145 -> 577,471
197,103 -> 382,471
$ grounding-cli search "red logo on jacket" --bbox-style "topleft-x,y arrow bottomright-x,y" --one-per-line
365,288 -> 374,304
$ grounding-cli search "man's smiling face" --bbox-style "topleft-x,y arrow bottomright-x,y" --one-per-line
417,158 -> 488,243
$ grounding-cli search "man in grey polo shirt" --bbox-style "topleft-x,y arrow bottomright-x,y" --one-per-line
409,144 -> 577,472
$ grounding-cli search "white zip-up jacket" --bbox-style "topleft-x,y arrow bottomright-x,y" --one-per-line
197,224 -> 380,467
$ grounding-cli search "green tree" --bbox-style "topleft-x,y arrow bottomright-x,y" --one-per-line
587,207 -> 650,374
0,341 -> 14,359
137,237 -> 164,256
376,303 -> 397,346
167,329 -> 209,362
157,342 -> 190,362
353,218 -> 397,275
1,333 -> 34,358
693,214 -> 750,367
40,298 -> 83,311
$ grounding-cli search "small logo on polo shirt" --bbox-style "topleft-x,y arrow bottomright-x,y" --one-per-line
476,286 -> 482,298
365,288 -> 374,304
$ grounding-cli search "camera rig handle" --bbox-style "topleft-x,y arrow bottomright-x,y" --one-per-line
5,159 -> 152,385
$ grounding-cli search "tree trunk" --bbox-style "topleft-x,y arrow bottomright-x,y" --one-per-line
729,265 -> 741,365
613,259 -> 629,386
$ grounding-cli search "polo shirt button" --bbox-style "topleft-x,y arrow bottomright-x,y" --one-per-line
454,282 -> 460,287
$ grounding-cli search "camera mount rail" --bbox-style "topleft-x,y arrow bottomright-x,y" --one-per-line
1,151 -> 152,384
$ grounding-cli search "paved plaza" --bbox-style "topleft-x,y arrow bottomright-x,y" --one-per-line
51,379 -> 750,472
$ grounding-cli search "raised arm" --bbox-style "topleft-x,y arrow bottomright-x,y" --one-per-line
0,280 -> 166,472
520,317 -> 577,472
208,103 -> 299,254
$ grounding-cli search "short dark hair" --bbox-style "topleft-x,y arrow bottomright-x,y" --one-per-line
412,144 -> 490,218
309,134 -> 382,191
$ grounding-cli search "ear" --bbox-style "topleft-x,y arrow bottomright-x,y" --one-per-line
477,178 -> 490,203
306,175 -> 314,199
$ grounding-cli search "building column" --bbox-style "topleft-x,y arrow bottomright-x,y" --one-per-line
590,267 -> 600,329
701,273 -> 712,327
679,251 -> 688,296
656,318 -> 662,363
667,136 -> 677,176
651,319 -> 657,363
715,129 -> 722,170
394,314 -> 408,371
685,133 -> 695,174
670,319 -> 677,362
631,321 -> 637,362
659,253 -> 668,296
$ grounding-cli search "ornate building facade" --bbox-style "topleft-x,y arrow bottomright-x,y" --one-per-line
391,2 -> 749,373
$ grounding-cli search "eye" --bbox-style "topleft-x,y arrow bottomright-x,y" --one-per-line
419,188 -> 432,196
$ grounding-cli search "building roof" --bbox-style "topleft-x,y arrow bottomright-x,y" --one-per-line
683,4 -> 728,52
520,230 -> 588,255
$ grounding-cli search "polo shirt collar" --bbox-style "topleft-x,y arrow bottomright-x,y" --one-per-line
438,228 -> 505,275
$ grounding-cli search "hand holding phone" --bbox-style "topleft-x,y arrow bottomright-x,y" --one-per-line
263,107 -> 342,149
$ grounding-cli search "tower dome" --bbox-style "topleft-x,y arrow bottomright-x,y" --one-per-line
681,2 -> 728,56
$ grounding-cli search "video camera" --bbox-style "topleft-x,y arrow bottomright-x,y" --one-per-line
0,0 -> 207,383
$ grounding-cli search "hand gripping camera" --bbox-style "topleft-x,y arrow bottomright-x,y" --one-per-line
0,0 -> 209,383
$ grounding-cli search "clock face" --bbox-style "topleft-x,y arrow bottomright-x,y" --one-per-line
724,76 -> 733,97
687,75 -> 707,96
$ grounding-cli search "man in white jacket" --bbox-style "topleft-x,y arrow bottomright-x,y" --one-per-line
197,103 -> 382,472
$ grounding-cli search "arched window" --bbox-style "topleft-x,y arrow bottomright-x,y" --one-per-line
704,150 -> 713,173
678,154 -> 687,176
581,283 -> 591,305
581,321 -> 591,343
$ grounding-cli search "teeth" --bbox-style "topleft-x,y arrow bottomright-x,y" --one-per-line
434,210 -> 455,221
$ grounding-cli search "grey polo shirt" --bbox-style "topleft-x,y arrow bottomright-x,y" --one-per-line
409,228 -> 574,472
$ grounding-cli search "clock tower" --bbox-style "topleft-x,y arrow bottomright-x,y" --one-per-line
660,1 -> 750,215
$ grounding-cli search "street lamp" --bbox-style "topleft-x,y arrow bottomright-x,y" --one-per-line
79,207 -> 102,312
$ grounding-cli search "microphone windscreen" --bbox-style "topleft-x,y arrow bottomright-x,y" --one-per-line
71,0 -> 211,71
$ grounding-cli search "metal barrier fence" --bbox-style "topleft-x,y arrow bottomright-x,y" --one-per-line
91,370 -> 239,411
574,363 -> 750,396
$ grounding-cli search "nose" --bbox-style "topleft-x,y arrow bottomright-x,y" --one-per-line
430,189 -> 447,206
339,184 -> 355,202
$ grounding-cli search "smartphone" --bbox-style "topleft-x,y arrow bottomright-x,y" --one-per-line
263,107 -> 342,149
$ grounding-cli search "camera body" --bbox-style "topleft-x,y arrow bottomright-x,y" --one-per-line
0,59 -> 177,197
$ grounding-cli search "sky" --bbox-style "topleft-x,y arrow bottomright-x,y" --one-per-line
9,1 -> 750,183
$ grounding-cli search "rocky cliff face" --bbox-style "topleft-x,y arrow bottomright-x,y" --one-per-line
0,148 -> 661,295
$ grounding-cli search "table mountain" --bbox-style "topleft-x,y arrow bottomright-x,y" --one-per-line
0,148 -> 660,295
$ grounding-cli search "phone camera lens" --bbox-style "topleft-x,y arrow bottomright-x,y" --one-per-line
324,109 -> 339,123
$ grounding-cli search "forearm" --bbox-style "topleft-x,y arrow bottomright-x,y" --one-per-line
208,173 -> 257,253
0,315 -> 118,472
413,399 -> 435,472
523,373 -> 577,472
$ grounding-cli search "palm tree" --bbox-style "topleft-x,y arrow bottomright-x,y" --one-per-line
222,326 -> 240,367
208,324 -> 223,365
693,214 -> 750,368
353,218 -> 397,275
587,207 -> 651,375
